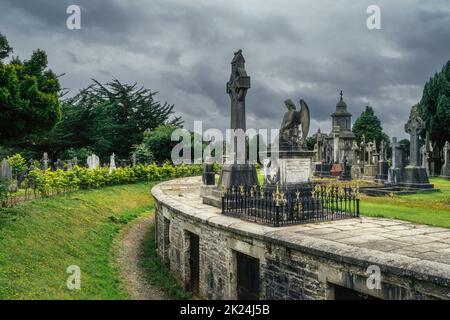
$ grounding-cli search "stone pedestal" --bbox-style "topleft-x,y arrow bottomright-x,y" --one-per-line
363,164 -> 377,180
351,165 -> 363,179
376,160 -> 389,181
202,163 -> 215,185
400,166 -> 433,189
268,150 -> 314,189
314,162 -> 331,177
217,163 -> 259,188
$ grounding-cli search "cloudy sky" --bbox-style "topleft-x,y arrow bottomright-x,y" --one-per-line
1,0 -> 449,139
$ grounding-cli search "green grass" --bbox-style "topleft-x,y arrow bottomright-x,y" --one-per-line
360,177 -> 450,228
0,183 -> 155,300
139,223 -> 191,299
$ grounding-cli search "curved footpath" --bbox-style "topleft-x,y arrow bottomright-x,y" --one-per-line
116,215 -> 167,300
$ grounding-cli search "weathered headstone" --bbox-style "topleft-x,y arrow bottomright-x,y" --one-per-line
41,152 -> 49,170
87,154 -> 100,169
401,105 -> 432,188
376,140 -> 388,181
441,141 -> 450,177
0,159 -> 13,181
109,153 -> 116,174
131,153 -> 137,167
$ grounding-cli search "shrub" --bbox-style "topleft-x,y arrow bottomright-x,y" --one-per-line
22,163 -> 202,199
6,153 -> 27,177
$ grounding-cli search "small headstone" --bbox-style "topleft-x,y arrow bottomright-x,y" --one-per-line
0,159 -> 13,181
109,153 -> 116,174
442,141 -> 450,177
131,153 -> 137,167
41,152 -> 49,170
87,154 -> 100,169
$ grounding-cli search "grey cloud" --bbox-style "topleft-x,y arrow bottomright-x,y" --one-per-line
0,0 -> 449,140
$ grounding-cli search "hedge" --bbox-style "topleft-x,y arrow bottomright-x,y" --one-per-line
1,163 -> 202,204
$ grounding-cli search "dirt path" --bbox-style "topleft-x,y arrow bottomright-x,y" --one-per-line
116,215 -> 168,300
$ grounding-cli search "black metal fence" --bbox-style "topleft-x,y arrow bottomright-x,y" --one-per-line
221,184 -> 360,227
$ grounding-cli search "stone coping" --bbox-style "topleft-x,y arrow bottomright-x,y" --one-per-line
151,177 -> 450,289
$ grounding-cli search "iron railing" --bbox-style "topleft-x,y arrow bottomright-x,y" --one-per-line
221,184 -> 360,227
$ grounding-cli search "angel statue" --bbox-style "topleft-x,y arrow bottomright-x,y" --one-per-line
279,99 -> 310,149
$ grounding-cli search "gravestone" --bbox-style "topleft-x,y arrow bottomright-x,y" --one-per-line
363,141 -> 377,179
401,105 -> 432,188
109,153 -> 116,174
202,157 -> 215,185
87,154 -> 100,169
73,157 -> 78,166
387,137 -> 404,185
131,153 -> 137,167
339,157 -> 351,181
0,159 -> 13,181
376,140 -> 388,181
41,152 -> 49,170
216,50 -> 258,188
441,141 -> 450,178
269,97 -> 314,188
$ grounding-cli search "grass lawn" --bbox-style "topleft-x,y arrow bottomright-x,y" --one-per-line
360,177 -> 450,228
0,183 -> 156,299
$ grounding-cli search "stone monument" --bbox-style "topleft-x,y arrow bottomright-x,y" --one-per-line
41,152 -> 49,170
216,50 -> 258,188
401,105 -> 433,188
202,50 -> 258,207
109,153 -> 116,173
376,140 -> 388,181
387,137 -> 404,185
269,98 -> 314,189
441,141 -> 450,178
0,159 -> 13,181
87,154 -> 100,169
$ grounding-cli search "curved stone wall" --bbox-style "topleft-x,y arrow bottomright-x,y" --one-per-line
152,177 -> 450,300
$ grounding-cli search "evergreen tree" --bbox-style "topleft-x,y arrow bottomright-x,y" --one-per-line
0,33 -> 61,147
352,106 -> 389,147
419,61 -> 450,147
48,79 -> 182,159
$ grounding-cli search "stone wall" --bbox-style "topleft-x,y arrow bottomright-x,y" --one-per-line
152,178 -> 450,300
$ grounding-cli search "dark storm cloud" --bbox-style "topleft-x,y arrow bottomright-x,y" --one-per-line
1,0 -> 449,139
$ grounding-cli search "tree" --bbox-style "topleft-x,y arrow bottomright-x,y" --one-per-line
352,106 -> 390,148
419,61 -> 450,147
0,33 -> 61,148
136,125 -> 179,163
46,79 -> 183,159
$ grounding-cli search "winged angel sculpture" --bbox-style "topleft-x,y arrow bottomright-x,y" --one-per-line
279,99 -> 310,149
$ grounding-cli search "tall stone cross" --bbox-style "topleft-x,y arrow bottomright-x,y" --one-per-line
227,49 -> 251,132
405,105 -> 425,167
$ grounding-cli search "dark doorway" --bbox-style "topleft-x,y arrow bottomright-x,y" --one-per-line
163,217 -> 170,265
188,232 -> 200,295
334,284 -> 381,300
236,251 -> 260,300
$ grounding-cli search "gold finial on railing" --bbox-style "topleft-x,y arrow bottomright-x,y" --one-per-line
273,183 -> 282,207
251,184 -> 256,197
239,184 -> 245,196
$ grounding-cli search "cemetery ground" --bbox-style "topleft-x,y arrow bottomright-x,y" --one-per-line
0,176 -> 449,300
0,182 -> 187,300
